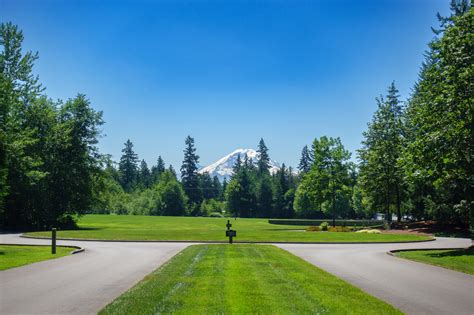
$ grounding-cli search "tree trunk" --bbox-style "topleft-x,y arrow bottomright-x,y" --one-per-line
395,183 -> 401,223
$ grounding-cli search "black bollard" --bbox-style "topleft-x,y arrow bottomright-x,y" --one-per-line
52,228 -> 56,254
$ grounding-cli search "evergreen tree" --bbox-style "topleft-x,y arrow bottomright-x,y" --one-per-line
151,155 -> 165,183
256,175 -> 273,217
180,135 -> 202,212
168,165 -> 177,179
200,172 -> 215,200
226,166 -> 255,218
232,154 -> 242,176
118,139 -> 139,192
403,2 -> 473,228
358,82 -> 405,223
257,138 -> 270,175
139,159 -> 151,188
155,170 -> 187,216
212,175 -> 222,199
298,145 -> 312,174
221,178 -> 228,200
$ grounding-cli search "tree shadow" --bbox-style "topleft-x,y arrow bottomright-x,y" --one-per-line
75,227 -> 103,231
426,247 -> 474,258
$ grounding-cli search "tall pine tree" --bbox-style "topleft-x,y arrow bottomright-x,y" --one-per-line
181,135 -> 202,212
257,138 -> 270,175
358,82 -> 405,223
139,159 -> 151,188
118,139 -> 139,192
298,145 -> 312,174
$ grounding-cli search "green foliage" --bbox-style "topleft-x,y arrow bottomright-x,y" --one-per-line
118,139 -> 139,192
150,155 -> 165,183
320,221 -> 329,231
225,167 -> 255,217
328,226 -> 352,232
180,135 -> 202,211
358,82 -> 405,223
1,25 -> 104,231
200,199 -> 225,216
257,138 -> 270,175
294,136 -> 353,223
256,175 -> 273,217
298,145 -> 312,174
268,219 -> 384,226
402,4 -> 473,228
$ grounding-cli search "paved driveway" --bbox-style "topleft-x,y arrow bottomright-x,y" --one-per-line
277,237 -> 473,315
0,234 -> 192,314
1,234 -> 472,314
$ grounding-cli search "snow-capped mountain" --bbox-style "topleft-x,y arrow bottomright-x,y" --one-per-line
198,148 -> 281,182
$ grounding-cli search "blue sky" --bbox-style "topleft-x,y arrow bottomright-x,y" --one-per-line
2,0 -> 450,170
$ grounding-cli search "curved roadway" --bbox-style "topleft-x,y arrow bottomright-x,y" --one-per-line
1,234 -> 472,314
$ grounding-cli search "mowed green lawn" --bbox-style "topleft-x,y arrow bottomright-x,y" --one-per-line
0,245 -> 74,270
101,244 -> 401,315
396,247 -> 474,275
25,215 -> 431,243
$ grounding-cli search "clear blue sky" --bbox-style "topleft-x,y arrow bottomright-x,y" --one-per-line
2,0 -> 450,170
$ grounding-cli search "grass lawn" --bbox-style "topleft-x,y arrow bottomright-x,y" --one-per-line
100,244 -> 401,314
396,247 -> 474,275
25,214 -> 431,243
0,245 -> 74,270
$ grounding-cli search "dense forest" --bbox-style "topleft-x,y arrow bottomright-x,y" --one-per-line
1,1 -> 472,231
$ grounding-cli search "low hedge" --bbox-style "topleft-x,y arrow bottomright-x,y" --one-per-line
268,219 -> 384,227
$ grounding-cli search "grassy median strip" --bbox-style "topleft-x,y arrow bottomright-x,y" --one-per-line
100,244 -> 401,315
25,214 -> 431,243
396,247 -> 474,275
0,245 -> 74,270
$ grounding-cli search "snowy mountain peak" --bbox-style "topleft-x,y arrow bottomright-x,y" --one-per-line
199,148 -> 281,182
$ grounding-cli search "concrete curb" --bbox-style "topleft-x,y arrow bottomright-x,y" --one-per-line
20,234 -> 435,245
0,243 -> 85,255
387,245 -> 472,257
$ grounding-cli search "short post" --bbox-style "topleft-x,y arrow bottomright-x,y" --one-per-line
225,220 -> 236,244
52,228 -> 56,254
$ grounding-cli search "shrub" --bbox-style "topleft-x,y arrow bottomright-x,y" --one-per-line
328,226 -> 351,232
356,229 -> 381,234
208,212 -> 224,218
320,222 -> 329,231
268,219 -> 384,226
306,226 -> 320,232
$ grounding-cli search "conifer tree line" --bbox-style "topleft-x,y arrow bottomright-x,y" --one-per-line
1,1 -> 472,230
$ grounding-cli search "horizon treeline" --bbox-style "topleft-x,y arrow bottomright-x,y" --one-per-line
1,1 -> 472,231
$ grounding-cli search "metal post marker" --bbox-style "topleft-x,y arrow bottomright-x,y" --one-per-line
52,228 -> 56,254
225,220 -> 236,244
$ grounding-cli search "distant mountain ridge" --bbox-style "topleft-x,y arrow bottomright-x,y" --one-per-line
198,148 -> 281,182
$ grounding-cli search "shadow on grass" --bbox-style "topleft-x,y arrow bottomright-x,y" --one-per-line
75,226 -> 103,231
425,247 -> 474,258
266,228 -> 306,231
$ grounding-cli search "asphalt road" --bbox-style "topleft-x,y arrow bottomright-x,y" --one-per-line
0,234 -> 192,315
1,234 -> 472,315
277,237 -> 474,315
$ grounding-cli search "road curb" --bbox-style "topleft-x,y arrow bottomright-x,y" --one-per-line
387,244 -> 472,256
20,234 -> 435,244
0,242 -> 85,255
